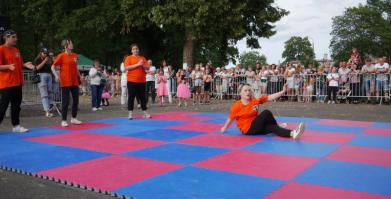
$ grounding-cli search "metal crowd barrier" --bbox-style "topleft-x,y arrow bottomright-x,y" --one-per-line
21,72 -> 391,109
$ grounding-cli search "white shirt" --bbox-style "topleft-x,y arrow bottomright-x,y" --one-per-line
146,66 -> 156,82
375,62 -> 389,81
338,67 -> 350,83
327,73 -> 339,87
88,67 -> 101,85
120,63 -> 127,86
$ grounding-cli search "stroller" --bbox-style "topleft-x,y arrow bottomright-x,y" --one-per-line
337,83 -> 351,104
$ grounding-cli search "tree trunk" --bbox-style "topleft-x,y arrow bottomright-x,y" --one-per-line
183,32 -> 194,67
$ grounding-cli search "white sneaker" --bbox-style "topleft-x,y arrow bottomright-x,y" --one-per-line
128,111 -> 133,120
61,121 -> 69,127
71,118 -> 82,125
92,107 -> 98,111
327,100 -> 331,104
291,123 -> 305,139
279,123 -> 288,128
143,111 -> 151,119
12,125 -> 29,133
332,101 -> 336,104
97,107 -> 103,111
137,104 -> 141,109
45,111 -> 54,117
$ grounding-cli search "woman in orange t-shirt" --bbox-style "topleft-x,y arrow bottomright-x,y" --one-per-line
221,84 -> 305,139
51,39 -> 82,127
123,43 -> 151,119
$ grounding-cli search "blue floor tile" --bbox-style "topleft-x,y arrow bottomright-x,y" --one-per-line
349,135 -> 391,149
115,167 -> 284,199
83,124 -> 159,136
276,116 -> 320,123
245,139 -> 339,158
0,146 -> 109,172
125,129 -> 205,141
295,160 -> 391,195
124,143 -> 229,165
307,124 -> 365,134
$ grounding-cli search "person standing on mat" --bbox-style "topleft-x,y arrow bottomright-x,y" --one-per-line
221,83 -> 305,139
51,39 -> 82,127
124,43 -> 151,119
0,29 -> 35,132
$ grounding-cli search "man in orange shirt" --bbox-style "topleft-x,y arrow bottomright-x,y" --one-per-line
0,30 -> 35,132
124,43 -> 151,119
51,39 -> 82,127
221,84 -> 305,139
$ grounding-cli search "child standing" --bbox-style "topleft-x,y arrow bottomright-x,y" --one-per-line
303,77 -> 314,103
326,67 -> 340,104
203,69 -> 213,104
157,69 -> 168,106
176,69 -> 191,106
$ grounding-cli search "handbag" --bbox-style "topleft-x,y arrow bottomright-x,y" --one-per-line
31,67 -> 41,84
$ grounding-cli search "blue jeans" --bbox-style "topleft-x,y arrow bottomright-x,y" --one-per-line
91,85 -> 103,108
38,73 -> 53,111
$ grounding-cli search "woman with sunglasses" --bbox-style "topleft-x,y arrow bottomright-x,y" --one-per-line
221,83 -> 305,139
34,47 -> 54,117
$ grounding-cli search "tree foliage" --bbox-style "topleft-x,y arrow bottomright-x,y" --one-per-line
239,51 -> 267,68
282,36 -> 315,65
330,0 -> 391,63
121,0 -> 288,66
1,0 -> 288,68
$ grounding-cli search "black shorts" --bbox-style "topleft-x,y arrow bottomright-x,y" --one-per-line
204,82 -> 211,91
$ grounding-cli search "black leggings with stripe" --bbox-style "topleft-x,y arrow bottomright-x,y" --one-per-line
246,109 -> 291,137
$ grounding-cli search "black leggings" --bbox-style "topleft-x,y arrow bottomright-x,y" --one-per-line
246,109 -> 291,137
0,86 -> 22,126
127,82 -> 147,111
61,86 -> 79,121
327,86 -> 338,101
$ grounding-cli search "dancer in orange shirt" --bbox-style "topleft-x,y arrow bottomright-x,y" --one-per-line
0,30 -> 35,132
51,39 -> 82,127
123,43 -> 151,119
221,84 -> 305,139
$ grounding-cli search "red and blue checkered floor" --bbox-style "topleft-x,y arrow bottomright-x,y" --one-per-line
1,111 -> 390,198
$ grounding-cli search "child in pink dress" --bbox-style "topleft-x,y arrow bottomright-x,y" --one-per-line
101,88 -> 111,106
176,69 -> 191,106
157,69 -> 168,106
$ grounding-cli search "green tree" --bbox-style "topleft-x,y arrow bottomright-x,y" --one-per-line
330,1 -> 391,63
121,0 -> 288,67
239,51 -> 267,68
282,36 -> 315,65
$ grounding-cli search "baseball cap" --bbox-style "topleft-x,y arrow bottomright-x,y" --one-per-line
3,29 -> 16,37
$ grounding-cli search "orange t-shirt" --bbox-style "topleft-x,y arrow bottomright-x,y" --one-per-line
124,55 -> 149,83
0,45 -> 24,89
53,52 -> 80,87
229,96 -> 269,134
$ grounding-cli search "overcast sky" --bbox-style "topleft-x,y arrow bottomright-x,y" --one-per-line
236,0 -> 367,64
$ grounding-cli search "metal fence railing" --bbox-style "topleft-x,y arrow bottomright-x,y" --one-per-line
21,72 -> 391,108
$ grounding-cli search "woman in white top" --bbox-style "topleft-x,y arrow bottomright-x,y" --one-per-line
162,60 -> 173,103
361,58 -> 376,102
259,66 -> 269,95
89,60 -> 103,111
120,55 -> 128,105
326,66 -> 340,104
192,64 -> 203,104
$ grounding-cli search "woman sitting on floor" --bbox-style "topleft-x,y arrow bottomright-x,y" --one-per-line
221,83 -> 305,139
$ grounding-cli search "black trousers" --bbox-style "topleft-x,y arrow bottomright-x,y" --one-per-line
0,86 -> 22,126
146,81 -> 156,104
127,82 -> 147,111
61,86 -> 79,121
327,86 -> 338,101
247,109 -> 291,137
